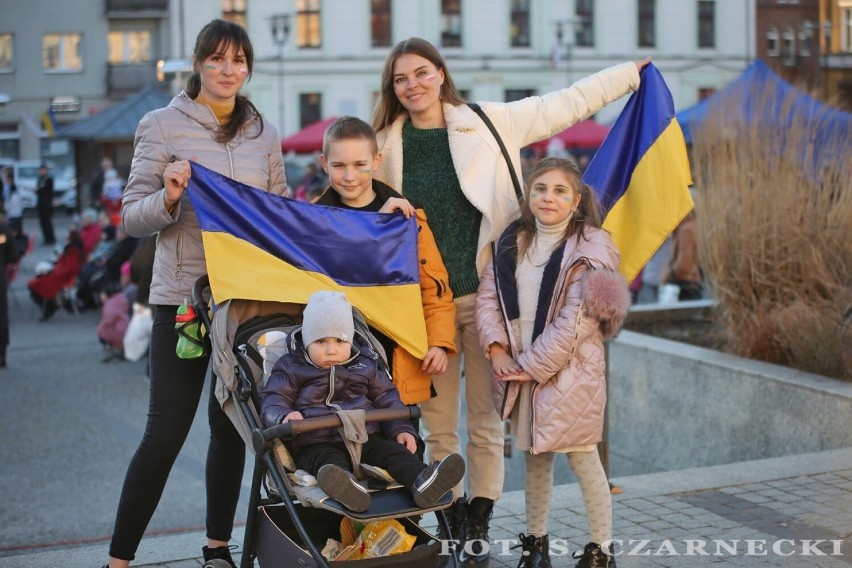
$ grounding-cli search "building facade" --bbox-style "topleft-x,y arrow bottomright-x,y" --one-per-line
1,0 -> 756,174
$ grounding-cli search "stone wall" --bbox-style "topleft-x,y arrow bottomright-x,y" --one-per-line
606,329 -> 852,475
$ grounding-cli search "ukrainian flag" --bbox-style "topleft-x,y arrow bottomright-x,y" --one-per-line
186,162 -> 428,358
583,64 -> 694,283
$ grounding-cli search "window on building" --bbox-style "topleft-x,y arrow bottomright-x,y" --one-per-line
222,0 -> 247,29
842,5 -> 852,52
697,87 -> 716,101
510,0 -> 531,48
782,27 -> 796,66
296,0 -> 322,48
300,92 -> 322,128
107,31 -> 151,64
43,33 -> 83,72
505,89 -> 535,102
798,23 -> 812,57
767,27 -> 780,56
371,0 -> 392,47
697,1 -> 715,48
0,34 -> 12,71
441,0 -> 462,48
638,0 -> 656,48
575,0 -> 595,47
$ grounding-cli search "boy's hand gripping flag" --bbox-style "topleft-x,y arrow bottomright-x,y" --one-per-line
582,63 -> 694,283
185,162 -> 428,358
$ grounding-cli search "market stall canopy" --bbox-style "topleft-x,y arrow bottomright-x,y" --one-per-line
528,119 -> 611,154
676,59 -> 852,146
57,87 -> 173,142
280,117 -> 337,154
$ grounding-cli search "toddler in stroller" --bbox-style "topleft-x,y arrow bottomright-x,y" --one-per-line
195,276 -> 465,568
260,291 -> 464,514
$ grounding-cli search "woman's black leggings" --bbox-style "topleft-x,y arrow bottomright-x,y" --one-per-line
109,305 -> 245,561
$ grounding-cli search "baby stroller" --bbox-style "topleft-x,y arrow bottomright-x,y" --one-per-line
192,275 -> 460,568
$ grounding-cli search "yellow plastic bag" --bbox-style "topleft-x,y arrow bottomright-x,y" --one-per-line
335,519 -> 416,560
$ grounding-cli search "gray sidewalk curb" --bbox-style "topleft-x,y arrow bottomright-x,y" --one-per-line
1,448 -> 849,568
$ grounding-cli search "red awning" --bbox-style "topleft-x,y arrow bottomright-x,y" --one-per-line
528,119 -> 611,153
280,117 -> 337,154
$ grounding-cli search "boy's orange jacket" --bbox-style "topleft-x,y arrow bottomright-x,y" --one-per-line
314,181 -> 456,404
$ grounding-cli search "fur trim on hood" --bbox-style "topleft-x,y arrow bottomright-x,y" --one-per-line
582,268 -> 631,339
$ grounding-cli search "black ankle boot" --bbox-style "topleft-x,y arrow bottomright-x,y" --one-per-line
439,495 -> 467,543
514,533 -> 551,568
573,542 -> 616,568
202,545 -> 237,568
459,496 -> 493,566
0,346 -> 6,368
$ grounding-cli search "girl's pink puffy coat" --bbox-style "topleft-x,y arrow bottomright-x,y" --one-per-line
475,227 -> 630,454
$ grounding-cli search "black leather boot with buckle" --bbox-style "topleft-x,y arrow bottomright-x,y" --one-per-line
459,496 -> 493,566
513,533 -> 551,568
572,542 -> 616,568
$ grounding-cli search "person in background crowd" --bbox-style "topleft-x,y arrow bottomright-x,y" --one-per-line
90,157 -> 114,209
36,164 -> 56,246
0,217 -> 19,368
663,210 -> 703,301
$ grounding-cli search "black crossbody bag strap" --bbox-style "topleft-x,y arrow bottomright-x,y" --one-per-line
468,102 -> 524,205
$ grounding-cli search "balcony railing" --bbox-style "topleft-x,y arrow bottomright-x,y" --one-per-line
106,0 -> 168,17
108,62 -> 161,96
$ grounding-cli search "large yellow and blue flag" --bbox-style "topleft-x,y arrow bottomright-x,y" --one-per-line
583,64 -> 693,283
186,162 -> 428,358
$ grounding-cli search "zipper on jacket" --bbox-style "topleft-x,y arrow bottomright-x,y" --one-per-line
325,365 -> 343,412
175,228 -> 184,282
225,142 -> 234,177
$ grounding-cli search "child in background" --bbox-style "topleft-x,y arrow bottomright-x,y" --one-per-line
260,290 -> 464,513
475,157 -> 631,567
313,116 -> 456,408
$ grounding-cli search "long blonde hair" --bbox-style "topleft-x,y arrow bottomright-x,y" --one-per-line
371,38 -> 466,133
515,157 -> 603,260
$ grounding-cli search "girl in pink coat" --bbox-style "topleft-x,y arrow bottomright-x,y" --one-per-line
475,157 -> 631,568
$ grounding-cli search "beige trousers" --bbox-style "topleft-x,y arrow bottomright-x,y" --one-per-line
419,293 -> 505,501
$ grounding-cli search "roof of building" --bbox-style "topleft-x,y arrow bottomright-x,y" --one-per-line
57,87 -> 174,141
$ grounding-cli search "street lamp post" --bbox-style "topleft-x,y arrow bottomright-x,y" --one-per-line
270,14 -> 291,135
553,18 -> 584,83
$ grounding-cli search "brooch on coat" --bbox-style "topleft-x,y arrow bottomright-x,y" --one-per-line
454,127 -> 475,133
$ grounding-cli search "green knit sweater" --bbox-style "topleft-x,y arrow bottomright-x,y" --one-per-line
401,120 -> 482,298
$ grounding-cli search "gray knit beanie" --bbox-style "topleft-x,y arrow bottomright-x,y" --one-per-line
301,291 -> 355,346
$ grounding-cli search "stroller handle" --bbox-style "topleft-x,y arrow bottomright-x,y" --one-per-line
253,407 -> 422,454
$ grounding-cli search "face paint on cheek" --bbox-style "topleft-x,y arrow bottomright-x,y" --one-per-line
237,67 -> 248,76
204,64 -> 217,70
424,74 -> 437,82
358,169 -> 372,174
561,195 -> 573,202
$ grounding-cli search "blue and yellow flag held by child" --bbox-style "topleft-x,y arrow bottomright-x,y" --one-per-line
185,162 -> 428,358
583,63 -> 694,284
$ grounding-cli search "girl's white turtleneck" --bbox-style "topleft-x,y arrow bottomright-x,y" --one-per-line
516,218 -> 570,350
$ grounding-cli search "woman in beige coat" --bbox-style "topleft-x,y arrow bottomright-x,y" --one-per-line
475,158 -> 630,568
105,20 -> 285,568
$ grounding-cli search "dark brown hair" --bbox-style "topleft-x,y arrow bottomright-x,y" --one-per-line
186,19 -> 263,143
372,37 -> 466,132
322,116 -> 378,156
515,156 -> 604,260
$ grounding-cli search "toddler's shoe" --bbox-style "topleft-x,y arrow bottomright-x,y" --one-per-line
412,453 -> 465,508
317,464 -> 371,512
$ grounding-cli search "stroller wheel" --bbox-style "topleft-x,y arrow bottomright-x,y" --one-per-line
202,560 -> 235,568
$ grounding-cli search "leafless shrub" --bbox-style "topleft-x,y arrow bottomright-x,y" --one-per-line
691,79 -> 851,380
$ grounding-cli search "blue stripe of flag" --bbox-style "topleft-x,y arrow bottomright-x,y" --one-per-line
185,162 -> 420,287
582,64 -> 678,214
